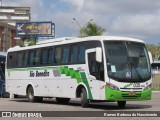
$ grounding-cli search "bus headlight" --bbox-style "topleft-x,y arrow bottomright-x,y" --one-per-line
143,84 -> 152,90
106,83 -> 119,90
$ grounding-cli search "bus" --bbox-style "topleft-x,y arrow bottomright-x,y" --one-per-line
0,52 -> 6,97
6,36 -> 152,108
151,61 -> 160,74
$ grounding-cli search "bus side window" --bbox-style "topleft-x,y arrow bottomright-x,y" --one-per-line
17,52 -> 22,68
78,45 -> 85,63
88,52 -> 104,81
22,51 -> 28,67
34,49 -> 40,66
28,50 -> 35,66
88,52 -> 99,79
42,48 -> 48,65
62,46 -> 70,64
7,52 -> 17,68
54,47 -> 62,64
48,48 -> 54,65
70,44 -> 78,63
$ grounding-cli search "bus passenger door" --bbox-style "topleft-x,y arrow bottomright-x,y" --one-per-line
85,49 -> 101,100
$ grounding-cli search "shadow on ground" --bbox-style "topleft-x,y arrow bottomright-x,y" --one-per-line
9,97 -> 152,111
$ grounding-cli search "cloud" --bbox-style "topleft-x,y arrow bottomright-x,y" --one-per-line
61,0 -> 85,12
3,0 -> 160,44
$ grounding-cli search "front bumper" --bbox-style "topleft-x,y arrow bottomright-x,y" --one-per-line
105,86 -> 152,101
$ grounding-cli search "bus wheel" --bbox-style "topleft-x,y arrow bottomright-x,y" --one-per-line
27,86 -> 37,102
56,98 -> 70,104
117,101 -> 126,108
80,88 -> 89,108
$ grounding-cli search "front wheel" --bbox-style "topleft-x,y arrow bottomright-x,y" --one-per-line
27,86 -> 38,102
117,101 -> 126,108
80,88 -> 89,108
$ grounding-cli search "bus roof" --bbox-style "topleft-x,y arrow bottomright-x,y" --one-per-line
7,36 -> 145,52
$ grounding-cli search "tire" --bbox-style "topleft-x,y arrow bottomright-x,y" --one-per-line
27,86 -> 38,102
117,101 -> 126,108
56,97 -> 70,104
80,88 -> 89,108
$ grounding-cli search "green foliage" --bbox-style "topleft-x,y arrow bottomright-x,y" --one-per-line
146,44 -> 160,61
28,38 -> 37,46
80,22 -> 105,37
21,36 -> 37,46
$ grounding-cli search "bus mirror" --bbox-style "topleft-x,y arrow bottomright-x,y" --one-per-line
148,51 -> 153,64
96,47 -> 102,63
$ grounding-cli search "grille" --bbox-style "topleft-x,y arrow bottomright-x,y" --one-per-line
122,93 -> 141,99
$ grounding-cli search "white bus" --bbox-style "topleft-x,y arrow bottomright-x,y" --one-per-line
6,36 -> 152,108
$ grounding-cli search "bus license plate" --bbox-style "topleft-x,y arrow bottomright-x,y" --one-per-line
128,92 -> 136,96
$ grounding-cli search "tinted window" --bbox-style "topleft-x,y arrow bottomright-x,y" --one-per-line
48,48 -> 54,65
7,52 -> 17,68
17,52 -> 22,67
70,44 -> 78,63
35,50 -> 40,65
42,49 -> 48,65
62,46 -> 70,64
54,47 -> 62,64
28,50 -> 35,66
79,45 -> 85,63
22,51 -> 28,67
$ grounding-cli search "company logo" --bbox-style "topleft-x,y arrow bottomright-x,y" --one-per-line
2,112 -> 11,117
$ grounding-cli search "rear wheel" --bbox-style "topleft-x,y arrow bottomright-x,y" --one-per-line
80,88 -> 89,108
56,97 -> 70,104
27,86 -> 39,102
117,101 -> 126,108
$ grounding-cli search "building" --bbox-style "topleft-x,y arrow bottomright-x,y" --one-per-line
0,6 -> 31,26
0,21 -> 16,51
0,6 -> 31,51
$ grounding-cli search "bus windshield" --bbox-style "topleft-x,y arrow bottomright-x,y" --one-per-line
104,41 -> 151,82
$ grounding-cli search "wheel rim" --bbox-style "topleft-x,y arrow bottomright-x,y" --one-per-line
28,88 -> 33,100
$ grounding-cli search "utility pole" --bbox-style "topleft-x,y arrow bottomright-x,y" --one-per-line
71,18 -> 93,37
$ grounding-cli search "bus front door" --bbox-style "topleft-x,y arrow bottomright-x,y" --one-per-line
85,49 -> 101,100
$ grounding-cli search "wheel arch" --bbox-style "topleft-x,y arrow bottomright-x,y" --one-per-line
76,83 -> 88,98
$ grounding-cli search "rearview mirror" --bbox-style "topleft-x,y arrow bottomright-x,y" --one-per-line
96,47 -> 102,63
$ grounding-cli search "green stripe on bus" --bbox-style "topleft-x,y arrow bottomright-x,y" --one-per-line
69,68 -> 76,78
59,66 -> 93,100
80,72 -> 93,99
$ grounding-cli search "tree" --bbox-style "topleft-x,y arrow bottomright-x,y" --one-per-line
28,37 -> 37,46
146,44 -> 160,61
21,36 -> 37,46
80,22 -> 106,37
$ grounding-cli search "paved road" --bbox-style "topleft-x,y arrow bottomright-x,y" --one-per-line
0,92 -> 159,120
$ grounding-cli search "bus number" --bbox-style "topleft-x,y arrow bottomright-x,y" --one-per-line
133,83 -> 140,88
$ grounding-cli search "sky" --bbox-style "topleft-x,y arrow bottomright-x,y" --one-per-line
3,0 -> 160,44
